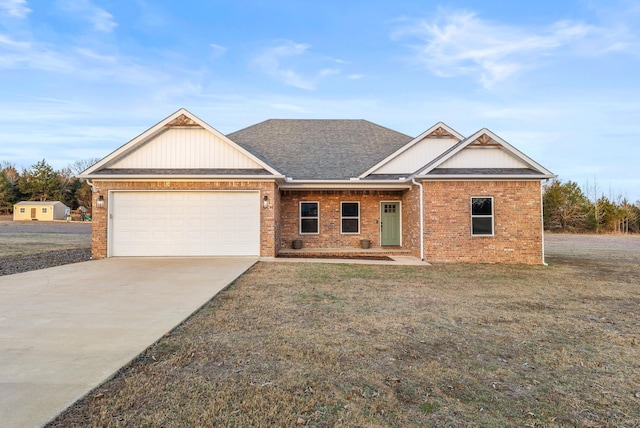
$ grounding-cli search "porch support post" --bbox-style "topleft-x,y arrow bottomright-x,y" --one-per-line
412,178 -> 424,261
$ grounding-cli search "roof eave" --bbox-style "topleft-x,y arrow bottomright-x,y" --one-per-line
417,173 -> 556,180
279,179 -> 411,190
79,174 -> 284,181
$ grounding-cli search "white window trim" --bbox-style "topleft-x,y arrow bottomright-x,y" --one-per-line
42,207 -> 48,213
340,201 -> 360,235
19,207 -> 25,213
470,196 -> 494,237
299,201 -> 320,235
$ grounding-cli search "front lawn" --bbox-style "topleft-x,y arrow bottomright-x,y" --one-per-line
49,239 -> 640,427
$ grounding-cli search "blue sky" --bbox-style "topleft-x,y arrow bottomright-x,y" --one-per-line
1,0 -> 638,201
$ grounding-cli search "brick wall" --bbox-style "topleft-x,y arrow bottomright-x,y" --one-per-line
402,185 -> 421,258
422,180 -> 543,264
90,179 -> 543,263
90,180 -> 278,259
279,190 -> 406,250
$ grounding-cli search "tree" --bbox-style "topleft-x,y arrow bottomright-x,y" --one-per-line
69,158 -> 100,177
0,161 -> 20,212
18,159 -> 59,201
68,158 -> 98,210
543,180 -> 591,232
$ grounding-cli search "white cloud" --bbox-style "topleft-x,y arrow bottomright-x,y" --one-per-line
90,7 -> 117,33
392,10 -> 617,88
56,0 -> 117,33
254,41 -> 340,90
0,0 -> 31,18
210,43 -> 227,58
348,74 -> 365,80
0,33 -> 30,49
76,47 -> 117,63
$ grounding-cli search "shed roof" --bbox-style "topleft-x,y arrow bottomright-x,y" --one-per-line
228,119 -> 413,180
14,201 -> 65,206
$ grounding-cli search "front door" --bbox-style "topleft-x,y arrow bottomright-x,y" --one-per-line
381,202 -> 400,246
30,208 -> 36,219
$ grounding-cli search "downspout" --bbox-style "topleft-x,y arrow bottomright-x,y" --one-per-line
85,179 -> 99,194
541,180 -> 548,266
412,178 -> 424,261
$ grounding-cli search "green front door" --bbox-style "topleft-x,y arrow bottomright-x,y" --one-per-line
381,202 -> 400,246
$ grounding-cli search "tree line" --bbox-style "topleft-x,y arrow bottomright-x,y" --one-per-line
0,159 -> 98,214
543,179 -> 640,234
2,159 -> 639,233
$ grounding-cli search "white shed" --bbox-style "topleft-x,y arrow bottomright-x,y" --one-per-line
13,201 -> 69,221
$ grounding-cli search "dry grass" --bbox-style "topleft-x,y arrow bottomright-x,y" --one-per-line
0,218 -> 91,256
49,236 -> 640,427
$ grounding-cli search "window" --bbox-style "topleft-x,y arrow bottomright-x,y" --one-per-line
42,208 -> 48,213
19,207 -> 25,213
300,202 -> 319,234
471,197 -> 493,236
341,202 -> 360,234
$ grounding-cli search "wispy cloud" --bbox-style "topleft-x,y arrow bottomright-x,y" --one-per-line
0,0 -> 31,18
0,33 -> 30,49
254,41 -> 339,90
210,43 -> 227,58
56,0 -> 117,33
392,9 -> 629,88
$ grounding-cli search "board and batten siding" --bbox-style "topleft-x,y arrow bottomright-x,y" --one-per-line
439,147 -> 529,169
110,128 -> 262,169
375,137 -> 459,174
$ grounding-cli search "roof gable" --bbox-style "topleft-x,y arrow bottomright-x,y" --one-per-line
228,119 -> 413,180
360,122 -> 463,177
417,129 -> 555,178
81,109 -> 281,177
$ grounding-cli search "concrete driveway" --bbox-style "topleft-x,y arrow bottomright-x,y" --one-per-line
0,257 -> 257,428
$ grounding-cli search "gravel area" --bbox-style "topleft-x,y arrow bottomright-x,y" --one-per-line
0,248 -> 91,277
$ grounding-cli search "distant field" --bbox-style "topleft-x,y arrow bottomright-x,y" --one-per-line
0,217 -> 91,257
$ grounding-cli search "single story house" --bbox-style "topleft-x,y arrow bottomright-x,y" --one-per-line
80,109 -> 555,263
13,201 -> 69,221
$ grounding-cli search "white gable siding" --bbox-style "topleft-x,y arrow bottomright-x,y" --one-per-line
439,147 -> 530,169
110,128 -> 262,169
376,137 -> 459,174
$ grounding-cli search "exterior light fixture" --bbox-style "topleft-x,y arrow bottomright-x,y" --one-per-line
263,195 -> 269,208
96,195 -> 105,208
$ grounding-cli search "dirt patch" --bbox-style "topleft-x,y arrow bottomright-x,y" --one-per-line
47,236 -> 640,427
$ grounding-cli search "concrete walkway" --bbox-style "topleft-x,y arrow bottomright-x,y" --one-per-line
0,257 -> 257,428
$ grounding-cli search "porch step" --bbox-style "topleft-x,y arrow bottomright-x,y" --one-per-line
278,247 -> 412,258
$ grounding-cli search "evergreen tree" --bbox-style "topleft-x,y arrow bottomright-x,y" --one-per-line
18,159 -> 59,201
543,180 -> 591,232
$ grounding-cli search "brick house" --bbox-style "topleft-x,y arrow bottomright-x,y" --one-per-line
80,108 -> 555,263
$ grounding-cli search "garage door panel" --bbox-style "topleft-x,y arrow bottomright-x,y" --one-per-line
110,191 -> 260,256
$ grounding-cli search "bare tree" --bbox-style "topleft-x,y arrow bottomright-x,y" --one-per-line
69,158 -> 100,177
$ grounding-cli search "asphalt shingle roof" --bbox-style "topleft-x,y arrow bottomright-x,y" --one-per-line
227,119 -> 413,180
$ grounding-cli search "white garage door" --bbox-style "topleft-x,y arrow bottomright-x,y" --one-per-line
110,191 -> 260,257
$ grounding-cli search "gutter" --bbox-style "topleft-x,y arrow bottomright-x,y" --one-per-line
78,175 -> 285,181
541,179 -> 548,266
412,178 -> 425,261
417,174 -> 556,180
